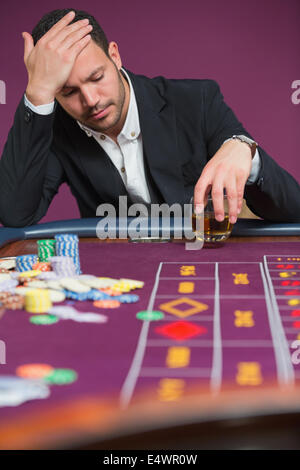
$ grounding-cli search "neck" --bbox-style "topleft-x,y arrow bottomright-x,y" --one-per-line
106,73 -> 130,143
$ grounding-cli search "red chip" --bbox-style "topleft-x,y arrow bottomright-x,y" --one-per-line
93,300 -> 121,309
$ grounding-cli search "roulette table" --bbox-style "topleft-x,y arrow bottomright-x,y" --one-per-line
0,217 -> 300,450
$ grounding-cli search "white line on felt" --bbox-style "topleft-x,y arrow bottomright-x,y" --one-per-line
210,262 -> 222,395
262,257 -> 295,386
119,262 -> 163,409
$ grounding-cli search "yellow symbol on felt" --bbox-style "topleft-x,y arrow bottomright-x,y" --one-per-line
236,362 -> 262,386
159,297 -> 208,318
234,310 -> 254,328
232,273 -> 249,285
287,258 -> 300,261
157,378 -> 185,402
279,272 -> 297,278
277,258 -> 282,261
180,265 -> 196,276
178,282 -> 195,294
288,299 -> 300,306
297,333 -> 300,340
166,347 -> 191,368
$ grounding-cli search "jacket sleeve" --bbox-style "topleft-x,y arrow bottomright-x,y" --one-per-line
0,97 -> 65,227
204,80 -> 300,222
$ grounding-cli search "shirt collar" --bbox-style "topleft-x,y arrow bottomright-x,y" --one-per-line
77,68 -> 140,141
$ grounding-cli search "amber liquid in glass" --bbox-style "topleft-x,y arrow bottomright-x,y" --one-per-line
192,213 -> 233,242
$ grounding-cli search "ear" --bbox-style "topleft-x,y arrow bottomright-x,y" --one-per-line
108,42 -> 122,70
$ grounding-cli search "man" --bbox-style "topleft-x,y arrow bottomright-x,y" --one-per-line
0,8 -> 299,227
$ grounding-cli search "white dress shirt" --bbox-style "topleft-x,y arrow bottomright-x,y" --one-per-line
24,70 -> 261,200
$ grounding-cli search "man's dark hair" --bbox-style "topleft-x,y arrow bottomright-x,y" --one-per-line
31,8 -> 109,56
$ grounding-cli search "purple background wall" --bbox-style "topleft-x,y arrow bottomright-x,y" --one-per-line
0,0 -> 299,223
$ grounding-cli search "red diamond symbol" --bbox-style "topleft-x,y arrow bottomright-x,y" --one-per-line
285,290 -> 300,296
155,321 -> 207,341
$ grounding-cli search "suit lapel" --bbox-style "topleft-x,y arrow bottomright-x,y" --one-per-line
128,70 -> 185,206
60,109 -> 128,206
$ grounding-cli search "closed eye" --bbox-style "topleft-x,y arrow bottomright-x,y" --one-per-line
62,75 -> 104,97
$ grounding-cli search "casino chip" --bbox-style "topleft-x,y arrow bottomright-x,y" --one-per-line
24,289 -> 52,313
2,294 -> 25,310
44,368 -> 78,385
32,262 -> 51,272
50,256 -> 77,277
30,314 -> 59,325
0,376 -> 50,407
16,255 -> 38,272
55,234 -> 81,275
37,240 -> 56,262
59,278 -> 90,293
115,294 -> 139,303
93,299 -> 121,308
136,311 -> 164,321
16,363 -> 54,379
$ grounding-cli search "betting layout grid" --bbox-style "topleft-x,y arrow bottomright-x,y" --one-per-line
0,241 -> 299,416
0,234 -> 144,407
120,253 -> 300,407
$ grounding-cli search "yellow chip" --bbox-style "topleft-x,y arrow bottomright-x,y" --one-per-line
120,278 -> 144,288
19,270 -> 41,278
24,289 -> 52,313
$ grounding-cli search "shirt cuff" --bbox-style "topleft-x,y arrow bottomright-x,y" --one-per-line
24,94 -> 55,115
246,148 -> 261,185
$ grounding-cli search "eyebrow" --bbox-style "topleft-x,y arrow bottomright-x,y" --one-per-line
62,66 -> 104,90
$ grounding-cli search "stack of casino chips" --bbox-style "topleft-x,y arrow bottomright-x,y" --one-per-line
37,240 -> 56,262
55,234 -> 81,275
16,255 -> 38,272
0,292 -> 24,310
24,289 -> 52,313
50,256 -> 77,277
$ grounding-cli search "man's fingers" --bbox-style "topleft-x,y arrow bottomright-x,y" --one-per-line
44,10 -> 76,40
225,181 -> 238,224
22,32 -> 34,63
236,179 -> 245,214
194,178 -> 212,214
61,23 -> 93,50
68,33 -> 92,57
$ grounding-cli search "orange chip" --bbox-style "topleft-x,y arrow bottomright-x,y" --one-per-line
98,288 -> 122,296
32,262 -> 51,272
93,300 -> 121,309
16,363 -> 54,379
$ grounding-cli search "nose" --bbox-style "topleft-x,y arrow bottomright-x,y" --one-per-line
81,86 -> 99,108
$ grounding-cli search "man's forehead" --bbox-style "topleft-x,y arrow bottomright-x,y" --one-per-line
63,65 -> 105,89
63,42 -> 107,89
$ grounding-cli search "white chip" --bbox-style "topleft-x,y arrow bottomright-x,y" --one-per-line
78,275 -> 108,289
26,280 -> 48,289
46,281 -> 63,291
0,260 -> 16,270
0,273 -> 12,281
49,290 -> 66,303
60,278 -> 91,293
15,287 -> 32,295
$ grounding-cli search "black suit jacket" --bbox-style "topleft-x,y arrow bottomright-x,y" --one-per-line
0,70 -> 299,227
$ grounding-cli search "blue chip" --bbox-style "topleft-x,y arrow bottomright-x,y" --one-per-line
87,290 -> 111,301
116,294 -> 140,303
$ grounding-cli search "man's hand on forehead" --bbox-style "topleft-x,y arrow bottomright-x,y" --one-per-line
23,11 -> 93,106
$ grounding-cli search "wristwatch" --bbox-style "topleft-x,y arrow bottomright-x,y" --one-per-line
231,135 -> 257,159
